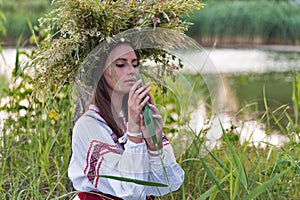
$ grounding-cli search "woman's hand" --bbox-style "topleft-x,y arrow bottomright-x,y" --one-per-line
140,97 -> 163,151
127,80 -> 151,133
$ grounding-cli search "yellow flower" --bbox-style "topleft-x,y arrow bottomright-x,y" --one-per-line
49,109 -> 59,120
107,22 -> 113,32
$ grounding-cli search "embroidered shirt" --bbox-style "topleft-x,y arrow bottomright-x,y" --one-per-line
68,104 -> 184,200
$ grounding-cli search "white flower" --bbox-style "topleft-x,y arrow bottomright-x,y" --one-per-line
137,19 -> 144,24
96,31 -> 101,37
162,11 -> 170,22
39,77 -> 45,83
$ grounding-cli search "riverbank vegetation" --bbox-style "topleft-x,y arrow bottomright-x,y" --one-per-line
186,0 -> 300,46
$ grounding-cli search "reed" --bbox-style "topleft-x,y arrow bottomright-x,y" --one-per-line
186,1 -> 300,45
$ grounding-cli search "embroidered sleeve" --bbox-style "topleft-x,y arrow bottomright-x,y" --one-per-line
84,140 -> 120,187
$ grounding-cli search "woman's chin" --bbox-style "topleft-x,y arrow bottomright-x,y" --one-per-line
116,86 -> 132,94
113,82 -> 136,94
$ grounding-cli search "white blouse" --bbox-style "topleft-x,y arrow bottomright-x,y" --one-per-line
68,105 -> 184,200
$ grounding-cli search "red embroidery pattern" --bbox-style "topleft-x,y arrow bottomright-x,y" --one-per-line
162,134 -> 170,146
84,140 -> 117,173
95,157 -> 104,188
84,140 -> 120,187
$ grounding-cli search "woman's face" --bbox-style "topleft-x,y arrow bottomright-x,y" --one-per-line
103,43 -> 139,94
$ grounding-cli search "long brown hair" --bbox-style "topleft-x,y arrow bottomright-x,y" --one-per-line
91,42 -> 135,138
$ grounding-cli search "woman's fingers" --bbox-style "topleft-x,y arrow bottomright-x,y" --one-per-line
152,114 -> 163,129
129,81 -> 151,104
140,95 -> 150,107
137,87 -> 151,103
148,103 -> 159,114
152,114 -> 162,121
148,93 -> 155,104
129,79 -> 142,95
129,83 -> 152,114
139,114 -> 145,126
130,81 -> 149,96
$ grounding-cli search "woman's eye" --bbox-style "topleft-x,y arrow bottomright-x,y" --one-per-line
115,64 -> 125,68
133,64 -> 139,68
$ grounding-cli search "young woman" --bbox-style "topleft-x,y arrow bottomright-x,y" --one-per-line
68,42 -> 184,200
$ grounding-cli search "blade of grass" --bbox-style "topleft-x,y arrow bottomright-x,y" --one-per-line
198,154 -> 229,200
292,71 -> 299,126
208,187 -> 219,200
13,34 -> 23,77
52,191 -> 78,200
27,18 -> 39,49
244,167 -> 291,200
233,160 -> 244,199
91,175 -> 168,187
262,85 -> 271,132
230,165 -> 233,200
201,142 -> 230,174
270,105 -> 289,134
198,174 -> 230,200
221,122 -> 249,192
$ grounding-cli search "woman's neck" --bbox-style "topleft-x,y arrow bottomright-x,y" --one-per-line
110,91 -> 124,114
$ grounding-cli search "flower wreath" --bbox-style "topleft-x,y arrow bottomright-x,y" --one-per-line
31,0 -> 205,102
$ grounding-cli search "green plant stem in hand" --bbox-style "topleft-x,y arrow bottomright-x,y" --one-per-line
136,75 -> 158,148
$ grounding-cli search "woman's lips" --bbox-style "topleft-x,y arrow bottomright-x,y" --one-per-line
124,79 -> 136,83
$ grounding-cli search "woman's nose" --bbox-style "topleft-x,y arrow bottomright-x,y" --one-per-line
127,64 -> 137,72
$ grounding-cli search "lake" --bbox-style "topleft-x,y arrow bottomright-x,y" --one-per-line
1,45 -> 300,75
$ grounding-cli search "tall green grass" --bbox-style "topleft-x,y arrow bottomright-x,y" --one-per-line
186,1 -> 300,45
169,125 -> 299,199
0,32 -> 299,200
0,48 -> 74,199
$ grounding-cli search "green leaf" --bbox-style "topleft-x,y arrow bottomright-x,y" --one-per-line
292,71 -> 299,126
144,104 -> 157,145
13,34 -> 24,77
91,175 -> 168,187
244,167 -> 291,200
137,74 -> 158,146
